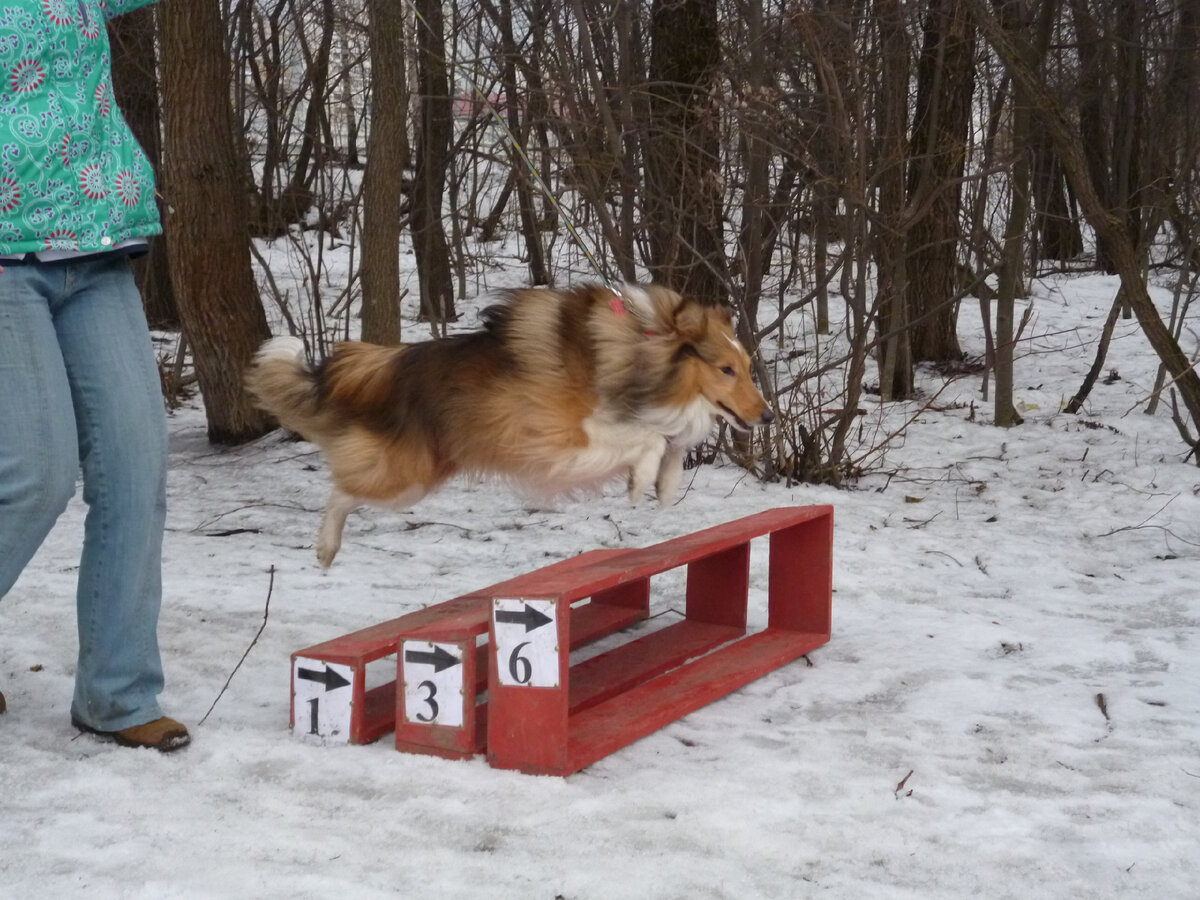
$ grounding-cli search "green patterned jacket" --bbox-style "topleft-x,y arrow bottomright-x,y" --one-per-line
0,0 -> 161,255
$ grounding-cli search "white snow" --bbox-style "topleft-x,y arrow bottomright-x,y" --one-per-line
2,264 -> 1198,898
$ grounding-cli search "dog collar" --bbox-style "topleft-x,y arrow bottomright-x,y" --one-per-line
608,287 -> 657,336
608,289 -> 628,318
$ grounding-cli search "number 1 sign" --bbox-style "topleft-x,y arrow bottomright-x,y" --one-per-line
291,657 -> 354,742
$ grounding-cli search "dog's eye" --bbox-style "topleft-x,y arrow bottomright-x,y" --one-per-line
720,365 -> 735,377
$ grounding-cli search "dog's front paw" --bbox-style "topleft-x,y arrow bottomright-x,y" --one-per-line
627,470 -> 651,505
654,448 -> 685,506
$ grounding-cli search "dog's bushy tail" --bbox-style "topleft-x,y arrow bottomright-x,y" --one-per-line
248,337 -> 411,440
245,336 -> 329,438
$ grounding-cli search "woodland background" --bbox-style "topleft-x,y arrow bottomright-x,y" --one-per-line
3,7 -> 1196,892
110,0 -> 1200,475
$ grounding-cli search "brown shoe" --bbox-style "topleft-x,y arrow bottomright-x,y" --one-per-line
72,715 -> 191,752
0,690 -> 6,714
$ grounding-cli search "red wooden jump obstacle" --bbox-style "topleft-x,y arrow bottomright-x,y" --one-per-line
291,505 -> 833,776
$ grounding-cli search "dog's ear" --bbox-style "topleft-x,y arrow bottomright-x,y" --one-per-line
672,300 -> 709,342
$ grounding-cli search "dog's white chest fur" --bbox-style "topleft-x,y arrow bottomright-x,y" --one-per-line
637,398 -> 719,450
528,397 -> 717,503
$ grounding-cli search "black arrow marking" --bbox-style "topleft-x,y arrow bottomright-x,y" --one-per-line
403,644 -> 461,672
494,602 -> 554,633
297,664 -> 350,692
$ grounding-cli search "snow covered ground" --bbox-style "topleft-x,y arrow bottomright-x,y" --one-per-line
2,267 -> 1198,898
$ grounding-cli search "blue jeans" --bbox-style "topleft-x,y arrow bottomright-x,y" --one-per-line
0,255 -> 167,731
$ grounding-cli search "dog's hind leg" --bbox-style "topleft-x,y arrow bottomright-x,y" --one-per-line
317,483 -> 431,567
317,487 -> 360,568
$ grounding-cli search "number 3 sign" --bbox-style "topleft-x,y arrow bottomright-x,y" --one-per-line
401,641 -> 465,728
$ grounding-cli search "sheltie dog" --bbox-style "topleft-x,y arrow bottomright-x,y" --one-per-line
246,283 -> 773,566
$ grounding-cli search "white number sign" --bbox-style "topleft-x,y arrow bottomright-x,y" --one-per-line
291,656 -> 354,742
492,598 -> 559,688
401,640 -> 465,728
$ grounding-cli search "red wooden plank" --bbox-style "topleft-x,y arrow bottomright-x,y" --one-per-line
399,595 -> 649,712
482,506 -> 832,607
301,548 -> 633,663
569,598 -> 648,645
389,595 -> 652,757
567,620 -> 742,714
397,596 -> 652,699
487,596 -> 573,773
302,596 -> 486,666
398,570 -> 647,666
356,681 -> 398,744
555,629 -> 828,775
348,661 -> 368,743
685,542 -> 750,627
396,697 -> 489,758
396,610 -> 725,758
622,507 -> 826,573
768,511 -> 833,635
484,507 -> 834,772
462,547 -> 631,598
302,507 -> 828,666
591,577 -> 651,613
397,598 -> 489,641
395,723 -> 485,759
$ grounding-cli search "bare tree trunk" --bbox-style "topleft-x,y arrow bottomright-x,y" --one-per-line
1064,288 -> 1123,414
248,0 -> 285,210
795,0 -> 858,337
1068,0 -> 1148,277
107,7 -> 176,330
1111,0 -> 1146,271
874,0 -> 913,400
477,170 -> 516,243
906,0 -> 974,362
1029,129 -> 1082,261
411,0 -> 456,326
359,0 -> 407,345
286,0 -> 334,205
644,0 -> 727,303
907,0 -> 974,362
994,0 -> 1054,427
159,0 -> 273,443
483,0 -> 550,286
995,76 -> 1030,428
338,15 -> 361,169
734,0 -> 775,340
812,178 -> 834,335
611,0 -> 641,281
547,0 -> 639,280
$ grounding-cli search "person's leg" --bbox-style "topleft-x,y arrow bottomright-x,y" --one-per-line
52,255 -> 169,732
0,264 -> 81,601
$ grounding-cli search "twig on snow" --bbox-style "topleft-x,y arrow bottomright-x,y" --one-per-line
198,565 -> 275,727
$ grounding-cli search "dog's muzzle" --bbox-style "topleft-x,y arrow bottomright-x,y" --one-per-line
719,404 -> 773,431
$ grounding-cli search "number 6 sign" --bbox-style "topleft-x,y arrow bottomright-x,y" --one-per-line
492,598 -> 559,688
